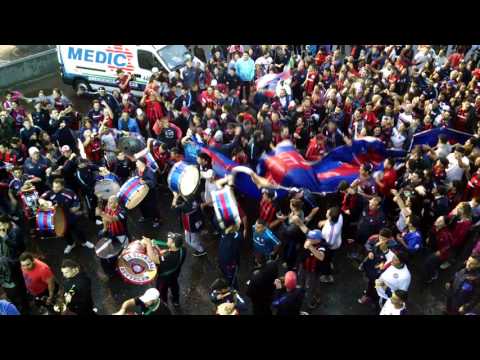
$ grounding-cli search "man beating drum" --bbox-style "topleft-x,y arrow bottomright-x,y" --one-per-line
135,157 -> 161,228
97,195 -> 128,245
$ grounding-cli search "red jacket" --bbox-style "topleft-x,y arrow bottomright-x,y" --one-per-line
378,169 -> 397,197
433,227 -> 453,261
305,137 -> 325,162
448,216 -> 472,249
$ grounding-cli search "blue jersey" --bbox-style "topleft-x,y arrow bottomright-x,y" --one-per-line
252,227 -> 280,256
404,231 -> 422,253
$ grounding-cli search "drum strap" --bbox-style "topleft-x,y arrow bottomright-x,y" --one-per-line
143,300 -> 161,315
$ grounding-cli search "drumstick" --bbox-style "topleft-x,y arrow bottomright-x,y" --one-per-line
96,238 -> 112,254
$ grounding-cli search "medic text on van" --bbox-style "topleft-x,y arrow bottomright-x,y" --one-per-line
67,47 -> 128,67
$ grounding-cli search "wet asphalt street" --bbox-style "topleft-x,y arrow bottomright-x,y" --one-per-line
6,66 -> 460,316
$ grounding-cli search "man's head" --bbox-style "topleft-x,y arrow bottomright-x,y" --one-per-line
391,250 -> 408,268
307,229 -> 323,244
121,111 -> 130,122
60,259 -> 80,279
261,188 -> 276,202
0,215 -> 11,234
242,51 -> 249,61
466,255 -> 480,271
284,271 -> 297,291
254,219 -> 267,233
139,288 -> 160,307
52,178 -> 65,193
210,278 -> 230,293
136,157 -> 147,172
61,145 -> 72,158
28,146 -> 40,161
369,196 -> 382,211
391,290 -> 408,308
167,232 -> 184,250
107,195 -> 119,209
378,228 -> 393,243
196,152 -> 211,167
434,216 -> 446,230
19,252 -> 35,271
384,158 -> 394,170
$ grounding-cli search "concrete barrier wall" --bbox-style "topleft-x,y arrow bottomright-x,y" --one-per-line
0,49 -> 58,90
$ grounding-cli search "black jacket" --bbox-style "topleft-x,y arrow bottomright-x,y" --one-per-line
246,261 -> 279,304
63,272 -> 95,315
272,287 -> 305,316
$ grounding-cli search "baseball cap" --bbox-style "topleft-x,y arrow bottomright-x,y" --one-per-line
139,288 -> 160,304
284,271 -> 297,291
307,229 -> 323,241
61,145 -> 71,153
151,67 -> 159,73
98,86 -> 106,91
136,108 -> 144,117
210,79 -> 218,87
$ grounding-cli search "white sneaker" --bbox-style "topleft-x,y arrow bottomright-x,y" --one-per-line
64,244 -> 76,254
82,241 -> 95,249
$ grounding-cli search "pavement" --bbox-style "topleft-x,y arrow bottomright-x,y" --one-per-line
2,55 -> 466,315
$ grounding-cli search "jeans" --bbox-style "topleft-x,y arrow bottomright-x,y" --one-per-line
298,264 -> 320,305
239,81 -> 251,101
424,253 -> 442,280
184,231 -> 204,252
157,275 -> 180,304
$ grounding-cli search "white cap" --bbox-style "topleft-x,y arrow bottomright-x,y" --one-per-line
122,94 -> 129,101
136,108 -> 144,117
210,79 -> 218,87
28,146 -> 40,157
151,67 -> 159,73
61,145 -> 71,153
139,288 -> 160,304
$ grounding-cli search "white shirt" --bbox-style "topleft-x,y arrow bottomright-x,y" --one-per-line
203,180 -> 219,204
322,214 -> 343,250
391,127 -> 406,149
380,298 -> 406,315
435,143 -> 452,159
446,153 -> 469,183
377,264 -> 411,300
396,211 -> 407,233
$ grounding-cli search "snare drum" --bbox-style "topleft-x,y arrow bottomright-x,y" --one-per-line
117,176 -> 149,210
212,187 -> 241,230
36,206 -> 67,237
167,161 -> 200,198
95,237 -> 124,277
19,189 -> 39,219
94,179 -> 120,200
117,240 -> 158,285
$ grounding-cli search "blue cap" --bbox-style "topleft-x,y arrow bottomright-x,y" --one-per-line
307,229 -> 323,241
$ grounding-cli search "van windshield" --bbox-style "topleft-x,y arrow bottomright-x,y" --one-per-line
157,45 -> 190,71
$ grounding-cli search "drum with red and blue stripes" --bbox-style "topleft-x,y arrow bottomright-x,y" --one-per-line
212,187 -> 241,230
117,176 -> 148,209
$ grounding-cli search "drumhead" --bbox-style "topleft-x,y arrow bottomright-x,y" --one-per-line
53,207 -> 67,237
124,184 -> 149,210
180,166 -> 200,197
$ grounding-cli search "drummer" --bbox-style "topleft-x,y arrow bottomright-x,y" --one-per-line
76,158 -> 98,221
135,157 -> 161,228
142,233 -> 187,307
39,178 -> 95,254
98,195 -> 128,246
8,166 -> 38,218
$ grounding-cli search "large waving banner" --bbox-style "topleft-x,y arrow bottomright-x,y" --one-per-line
182,128 -> 472,199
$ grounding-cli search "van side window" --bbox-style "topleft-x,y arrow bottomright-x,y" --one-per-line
138,50 -> 163,71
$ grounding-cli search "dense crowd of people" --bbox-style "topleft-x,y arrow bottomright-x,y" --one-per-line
1,44 -> 480,315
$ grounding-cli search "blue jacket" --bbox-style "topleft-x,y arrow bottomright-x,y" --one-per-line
118,117 -> 140,134
235,58 -> 255,82
0,300 -> 20,315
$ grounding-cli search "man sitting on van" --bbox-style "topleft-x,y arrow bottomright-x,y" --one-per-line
116,69 -> 132,95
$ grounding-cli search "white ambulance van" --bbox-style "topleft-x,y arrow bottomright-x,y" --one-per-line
56,45 -> 204,97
